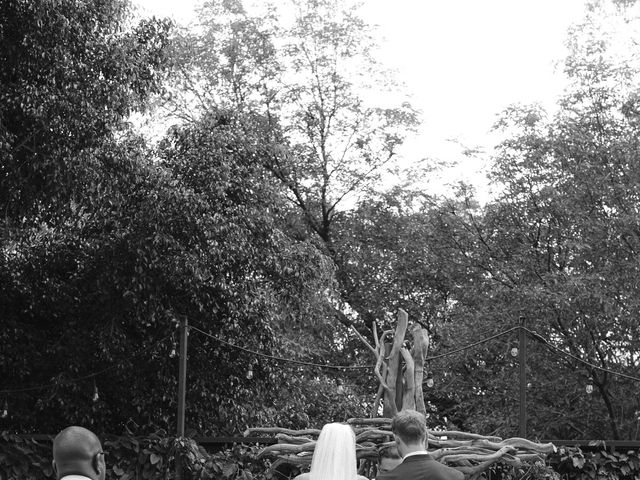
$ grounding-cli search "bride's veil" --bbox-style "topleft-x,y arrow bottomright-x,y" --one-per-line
310,423 -> 358,480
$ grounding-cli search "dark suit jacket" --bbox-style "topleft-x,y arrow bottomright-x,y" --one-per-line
377,454 -> 464,480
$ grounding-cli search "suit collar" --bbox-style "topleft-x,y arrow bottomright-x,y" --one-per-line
402,453 -> 433,463
403,450 -> 429,459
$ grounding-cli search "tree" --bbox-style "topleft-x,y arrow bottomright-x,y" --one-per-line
161,0 -> 422,418
0,0 -> 373,435
419,0 -> 640,439
0,0 -> 172,223
170,0 -> 418,261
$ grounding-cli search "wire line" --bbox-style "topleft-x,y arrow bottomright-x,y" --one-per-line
189,325 -> 522,371
0,334 -> 173,394
523,326 -> 640,383
425,327 -> 519,361
189,325 -> 371,370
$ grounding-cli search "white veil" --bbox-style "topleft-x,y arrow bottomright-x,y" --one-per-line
309,423 -> 358,480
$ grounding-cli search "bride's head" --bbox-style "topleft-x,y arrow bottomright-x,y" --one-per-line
310,423 -> 358,480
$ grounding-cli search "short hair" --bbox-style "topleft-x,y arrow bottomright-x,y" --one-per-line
378,444 -> 401,460
391,410 -> 427,445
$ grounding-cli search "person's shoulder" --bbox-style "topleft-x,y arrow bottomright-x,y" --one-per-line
293,473 -> 310,480
433,460 -> 464,480
375,469 -> 400,480
357,475 -> 370,480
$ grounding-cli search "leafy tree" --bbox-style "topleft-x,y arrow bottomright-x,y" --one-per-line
421,0 -> 640,439
161,0 -> 423,418
0,0 -> 172,222
0,0 -> 372,436
170,0 -> 419,286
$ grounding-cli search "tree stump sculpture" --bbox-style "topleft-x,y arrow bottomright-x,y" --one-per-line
246,309 -> 556,479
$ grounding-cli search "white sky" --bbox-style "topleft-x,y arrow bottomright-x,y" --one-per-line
360,0 -> 587,199
133,0 -> 589,201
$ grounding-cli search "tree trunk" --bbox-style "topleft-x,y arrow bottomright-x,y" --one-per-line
401,348 -> 416,410
411,324 -> 429,415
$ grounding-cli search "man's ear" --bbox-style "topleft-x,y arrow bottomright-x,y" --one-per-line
52,460 -> 58,478
92,453 -> 102,475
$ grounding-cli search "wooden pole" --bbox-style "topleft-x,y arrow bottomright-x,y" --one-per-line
177,316 -> 188,437
518,316 -> 527,438
176,317 -> 188,480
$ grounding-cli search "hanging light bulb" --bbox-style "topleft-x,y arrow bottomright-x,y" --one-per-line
1,401 -> 7,419
92,385 -> 99,402
510,347 -> 519,357
246,359 -> 258,380
586,384 -> 594,394
424,371 -> 435,388
169,343 -> 177,358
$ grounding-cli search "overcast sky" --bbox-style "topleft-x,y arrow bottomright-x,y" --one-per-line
134,0 -> 589,200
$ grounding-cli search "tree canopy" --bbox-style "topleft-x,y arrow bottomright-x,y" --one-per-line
2,0 -> 640,443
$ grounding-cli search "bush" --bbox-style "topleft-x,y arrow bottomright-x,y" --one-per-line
548,446 -> 640,480
0,431 -> 272,480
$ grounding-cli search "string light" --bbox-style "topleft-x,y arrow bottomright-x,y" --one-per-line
189,325 -> 371,370
92,384 -> 99,402
586,384 -> 594,394
0,334 -> 172,395
524,326 -> 640,383
246,358 -> 258,380
4,324 -> 640,399
1,400 -> 7,418
425,376 -> 435,388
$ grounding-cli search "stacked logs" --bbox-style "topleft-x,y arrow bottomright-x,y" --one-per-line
245,418 -> 556,479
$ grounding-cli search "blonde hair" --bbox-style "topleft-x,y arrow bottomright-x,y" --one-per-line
309,423 -> 358,480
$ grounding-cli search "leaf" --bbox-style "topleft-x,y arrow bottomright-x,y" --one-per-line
573,456 -> 586,469
223,463 -> 238,478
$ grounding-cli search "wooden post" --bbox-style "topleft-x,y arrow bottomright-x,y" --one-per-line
518,316 -> 527,438
177,316 -> 188,437
176,316 -> 188,480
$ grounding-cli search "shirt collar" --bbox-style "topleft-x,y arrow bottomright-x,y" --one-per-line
403,450 -> 429,460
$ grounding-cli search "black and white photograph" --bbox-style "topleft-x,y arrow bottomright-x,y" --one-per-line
2,1 -> 640,479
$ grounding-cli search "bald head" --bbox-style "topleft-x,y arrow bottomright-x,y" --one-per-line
52,426 -> 105,480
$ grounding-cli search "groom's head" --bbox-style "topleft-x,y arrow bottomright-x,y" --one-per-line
52,426 -> 105,480
391,410 -> 427,456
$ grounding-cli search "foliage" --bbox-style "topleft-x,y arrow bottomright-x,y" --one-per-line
170,0 -> 419,255
0,110 -> 369,434
0,0 -> 369,437
166,0 -> 421,415
8,432 -> 640,480
0,431 -> 272,480
489,461 -> 560,480
549,446 -> 640,480
332,189 -> 454,327
0,432 -> 53,480
0,0 -> 172,220
386,0 -> 640,439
